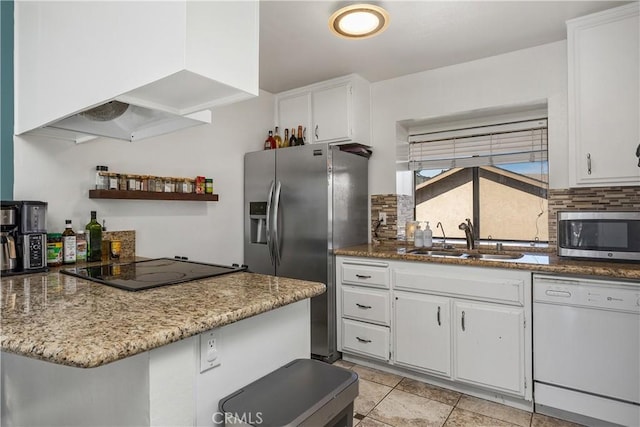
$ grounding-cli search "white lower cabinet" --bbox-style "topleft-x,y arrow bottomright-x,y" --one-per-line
394,292 -> 451,376
337,256 -> 532,404
453,301 -> 525,395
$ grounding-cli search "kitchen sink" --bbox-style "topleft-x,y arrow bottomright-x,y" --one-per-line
406,248 -> 524,261
407,249 -> 465,257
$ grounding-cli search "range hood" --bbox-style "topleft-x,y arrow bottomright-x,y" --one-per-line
37,101 -> 212,143
14,1 -> 259,143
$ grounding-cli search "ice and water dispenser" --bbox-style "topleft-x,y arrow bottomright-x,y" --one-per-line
249,202 -> 267,244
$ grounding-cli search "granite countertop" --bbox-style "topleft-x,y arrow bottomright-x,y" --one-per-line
335,243 -> 640,281
0,261 -> 325,368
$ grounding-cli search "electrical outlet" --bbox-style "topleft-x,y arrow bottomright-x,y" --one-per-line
200,329 -> 222,373
378,212 -> 387,225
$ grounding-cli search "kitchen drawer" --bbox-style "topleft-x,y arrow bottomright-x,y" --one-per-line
342,286 -> 390,326
342,319 -> 390,361
341,261 -> 389,289
393,264 -> 527,306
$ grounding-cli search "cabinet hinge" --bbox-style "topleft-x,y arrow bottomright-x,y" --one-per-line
524,377 -> 527,389
524,318 -> 526,329
349,86 -> 353,95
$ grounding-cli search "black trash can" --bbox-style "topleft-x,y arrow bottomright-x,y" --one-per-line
218,358 -> 359,427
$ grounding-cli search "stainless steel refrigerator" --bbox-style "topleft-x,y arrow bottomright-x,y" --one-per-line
244,143 -> 369,362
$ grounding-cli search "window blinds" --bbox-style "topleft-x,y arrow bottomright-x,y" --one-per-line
407,119 -> 547,170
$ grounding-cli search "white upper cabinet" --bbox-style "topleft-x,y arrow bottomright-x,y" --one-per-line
275,74 -> 371,145
15,1 -> 259,138
567,3 -> 640,187
276,92 -> 311,143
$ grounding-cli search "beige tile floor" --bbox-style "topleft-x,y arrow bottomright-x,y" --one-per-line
333,360 -> 583,427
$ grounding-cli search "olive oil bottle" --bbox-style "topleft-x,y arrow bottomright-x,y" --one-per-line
85,211 -> 102,262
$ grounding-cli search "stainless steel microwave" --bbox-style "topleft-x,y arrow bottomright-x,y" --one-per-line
557,211 -> 640,261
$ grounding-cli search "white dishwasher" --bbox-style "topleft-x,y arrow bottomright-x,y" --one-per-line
533,274 -> 640,426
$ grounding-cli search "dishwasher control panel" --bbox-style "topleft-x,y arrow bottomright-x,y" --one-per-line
533,274 -> 640,313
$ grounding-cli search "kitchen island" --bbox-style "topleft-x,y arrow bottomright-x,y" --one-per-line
0,263 -> 326,426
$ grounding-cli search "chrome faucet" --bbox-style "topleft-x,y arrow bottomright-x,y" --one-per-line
458,218 -> 476,250
436,222 -> 446,248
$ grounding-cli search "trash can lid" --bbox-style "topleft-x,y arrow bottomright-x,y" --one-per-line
219,359 -> 358,427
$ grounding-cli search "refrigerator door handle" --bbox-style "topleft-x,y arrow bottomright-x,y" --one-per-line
273,181 -> 282,266
266,180 -> 275,266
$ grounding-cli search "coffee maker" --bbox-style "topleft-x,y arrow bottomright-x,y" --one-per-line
0,201 -> 48,274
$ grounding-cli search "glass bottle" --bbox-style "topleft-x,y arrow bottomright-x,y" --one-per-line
283,128 -> 290,147
62,219 -> 77,264
85,211 -> 102,262
274,127 -> 283,148
76,230 -> 87,262
296,125 -> 305,146
264,130 -> 275,150
289,128 -> 297,147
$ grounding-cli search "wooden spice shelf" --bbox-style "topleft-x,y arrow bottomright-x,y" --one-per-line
89,190 -> 219,202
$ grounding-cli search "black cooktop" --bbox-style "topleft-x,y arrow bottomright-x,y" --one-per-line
61,258 -> 246,291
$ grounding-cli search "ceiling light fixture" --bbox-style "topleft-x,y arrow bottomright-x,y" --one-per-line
329,4 -> 389,39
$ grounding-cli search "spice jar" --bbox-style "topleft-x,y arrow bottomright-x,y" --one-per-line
163,177 -> 175,193
154,176 -> 164,192
205,178 -> 214,194
95,166 -> 109,190
187,178 -> 195,193
175,178 -> 184,193
108,172 -> 118,190
195,176 -> 206,194
127,174 -> 137,191
140,175 -> 150,192
118,174 -> 127,191
47,233 -> 63,267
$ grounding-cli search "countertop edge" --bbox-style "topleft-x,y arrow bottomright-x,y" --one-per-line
334,247 -> 640,281
0,276 -> 325,369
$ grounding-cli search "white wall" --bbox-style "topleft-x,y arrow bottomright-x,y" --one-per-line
13,90 -> 274,264
370,41 -> 569,194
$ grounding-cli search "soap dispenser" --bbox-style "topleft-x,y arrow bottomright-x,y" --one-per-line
423,221 -> 433,248
414,223 -> 424,247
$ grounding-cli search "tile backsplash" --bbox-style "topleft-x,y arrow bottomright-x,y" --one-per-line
372,186 -> 639,246
371,194 -> 413,240
103,230 -> 136,258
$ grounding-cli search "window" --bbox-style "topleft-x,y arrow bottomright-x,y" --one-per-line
408,119 -> 548,243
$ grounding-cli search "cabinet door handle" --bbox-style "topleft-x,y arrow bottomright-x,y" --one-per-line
356,336 -> 371,343
355,274 -> 371,279
587,153 -> 592,175
437,306 -> 441,326
315,124 -> 319,140
356,303 -> 372,309
461,310 -> 466,331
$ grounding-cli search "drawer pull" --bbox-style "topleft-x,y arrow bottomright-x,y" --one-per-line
356,303 -> 372,309
437,306 -> 441,326
356,336 -> 372,343
355,274 -> 372,279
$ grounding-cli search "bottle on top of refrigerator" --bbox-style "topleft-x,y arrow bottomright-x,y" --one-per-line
414,223 -> 424,247
289,128 -> 297,146
274,127 -> 283,148
423,221 -> 433,247
62,219 -> 76,264
85,211 -> 102,262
